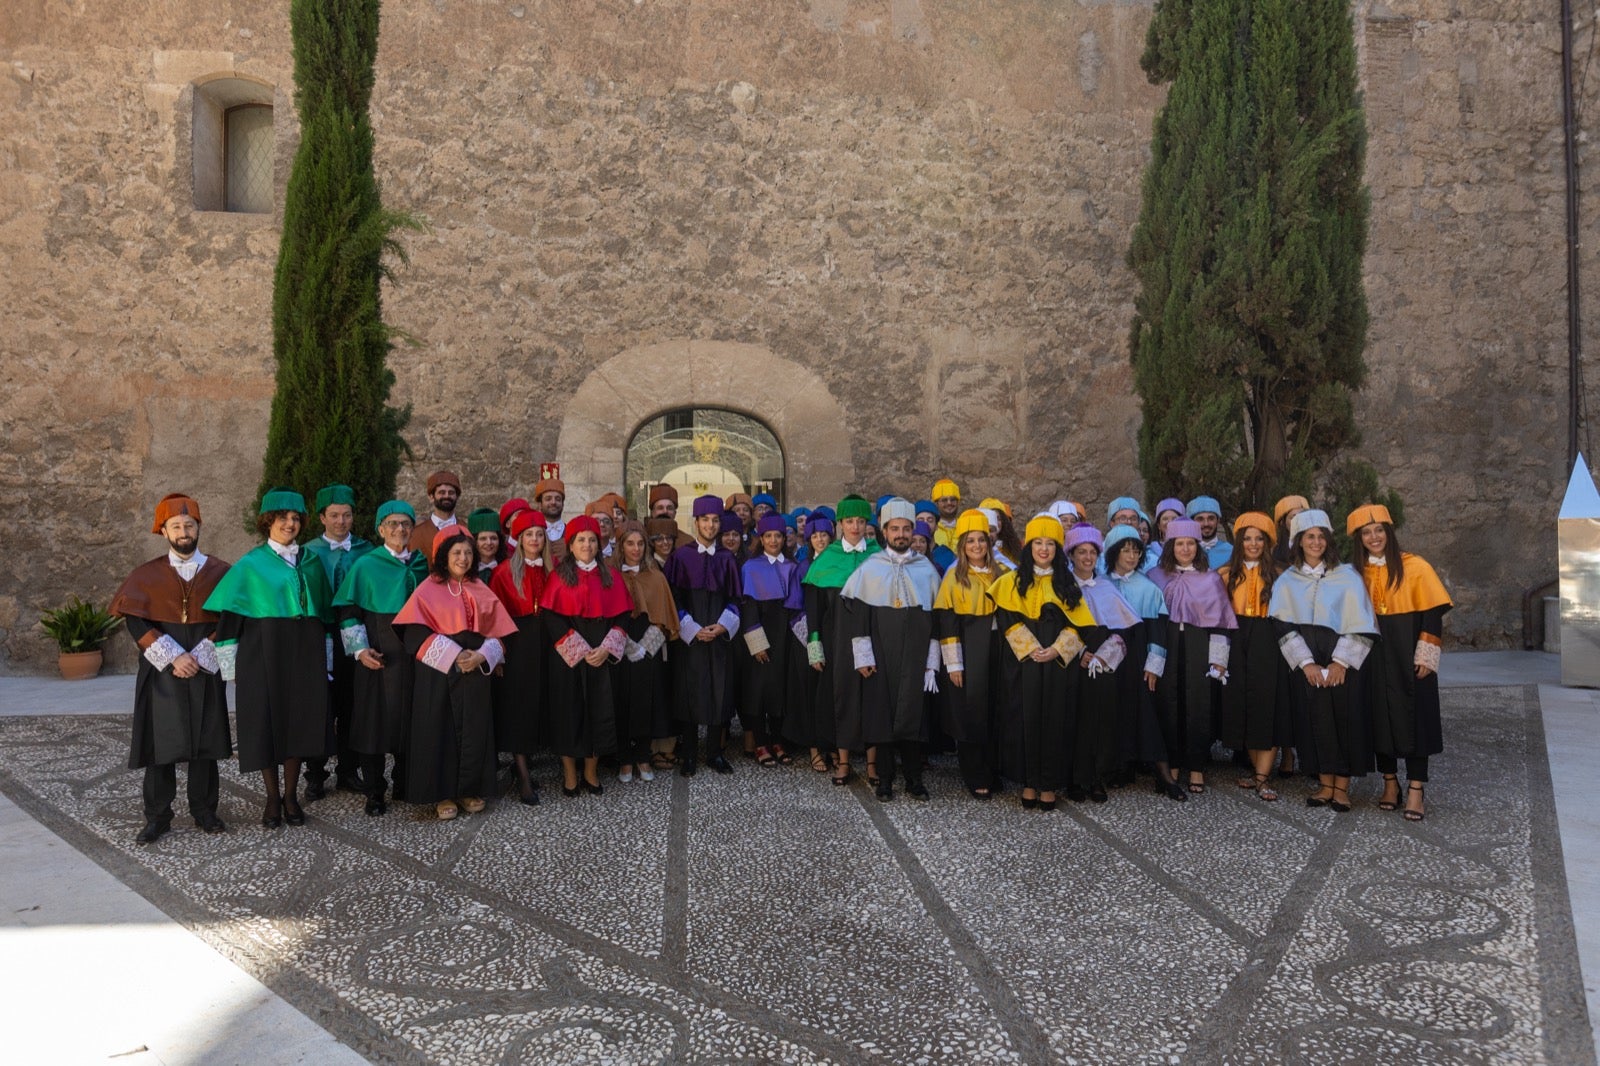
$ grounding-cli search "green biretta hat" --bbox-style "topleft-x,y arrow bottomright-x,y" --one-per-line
259,487 -> 307,516
836,494 -> 873,522
466,507 -> 501,536
314,484 -> 356,513
375,500 -> 415,527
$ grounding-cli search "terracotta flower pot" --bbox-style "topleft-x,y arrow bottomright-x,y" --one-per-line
58,650 -> 103,681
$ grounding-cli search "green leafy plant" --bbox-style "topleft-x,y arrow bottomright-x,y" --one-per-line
38,597 -> 124,653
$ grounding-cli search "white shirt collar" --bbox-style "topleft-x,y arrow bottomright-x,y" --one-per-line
765,552 -> 784,564
323,534 -> 352,550
620,563 -> 641,573
1302,562 -> 1327,576
1033,565 -> 1053,576
384,545 -> 411,561
1368,555 -> 1387,567
1175,564 -> 1196,573
267,539 -> 298,564
168,550 -> 207,579
1075,571 -> 1097,586
430,514 -> 457,530
841,538 -> 869,554
968,565 -> 991,574
697,542 -> 717,555
1243,559 -> 1258,569
883,547 -> 912,562
576,559 -> 598,572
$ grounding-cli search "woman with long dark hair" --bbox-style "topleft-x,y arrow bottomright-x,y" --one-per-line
1269,510 -> 1378,812
1349,504 -> 1452,821
934,510 -> 1004,799
205,489 -> 334,829
613,521 -> 679,784
394,527 -> 517,820
540,516 -> 634,797
1103,527 -> 1182,800
990,515 -> 1088,811
1147,518 -> 1237,794
1061,524 -> 1142,803
1217,512 -> 1291,801
488,509 -> 552,804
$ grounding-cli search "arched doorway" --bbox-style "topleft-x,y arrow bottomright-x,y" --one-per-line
625,408 -> 784,515
552,339 -> 854,517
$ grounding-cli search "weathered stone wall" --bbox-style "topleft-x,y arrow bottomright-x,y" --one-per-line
0,0 -> 1589,670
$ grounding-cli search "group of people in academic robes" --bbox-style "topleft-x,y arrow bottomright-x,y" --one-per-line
109,470 -> 1454,842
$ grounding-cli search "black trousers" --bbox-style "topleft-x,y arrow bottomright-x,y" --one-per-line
875,741 -> 927,787
308,671 -> 358,782
1374,754 -> 1430,782
142,760 -> 218,822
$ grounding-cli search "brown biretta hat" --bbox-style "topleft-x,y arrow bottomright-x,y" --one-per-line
152,493 -> 201,533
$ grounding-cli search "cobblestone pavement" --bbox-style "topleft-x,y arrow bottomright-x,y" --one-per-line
0,684 -> 1591,1065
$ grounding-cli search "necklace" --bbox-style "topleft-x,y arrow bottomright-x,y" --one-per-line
448,579 -> 464,597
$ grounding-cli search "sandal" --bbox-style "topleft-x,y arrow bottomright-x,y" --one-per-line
773,745 -> 794,765
435,800 -> 459,820
755,747 -> 777,767
866,756 -> 880,789
1329,786 -> 1351,813
1257,780 -> 1279,802
831,765 -> 855,786
1236,772 -> 1260,789
1403,781 -> 1425,822
650,752 -> 677,770
1377,774 -> 1400,811
809,749 -> 830,773
1187,774 -> 1205,795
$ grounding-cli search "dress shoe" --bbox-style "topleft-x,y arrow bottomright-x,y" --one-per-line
906,783 -> 930,802
1021,795 -> 1039,810
136,818 -> 172,845
364,795 -> 387,817
459,796 -> 487,814
283,798 -> 306,826
303,778 -> 328,802
706,754 -> 734,775
1066,786 -> 1087,803
875,783 -> 893,801
1089,786 -> 1109,804
581,780 -> 604,796
1039,799 -> 1058,812
679,758 -> 698,777
195,813 -> 227,834
518,789 -> 540,807
261,804 -> 283,829
436,800 -> 459,820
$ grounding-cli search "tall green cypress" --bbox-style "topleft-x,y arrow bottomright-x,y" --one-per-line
258,0 -> 416,536
1128,0 -> 1370,513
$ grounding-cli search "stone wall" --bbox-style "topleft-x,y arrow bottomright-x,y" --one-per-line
0,0 -> 1591,671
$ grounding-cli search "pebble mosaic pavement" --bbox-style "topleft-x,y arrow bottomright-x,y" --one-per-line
0,683 -> 1592,1065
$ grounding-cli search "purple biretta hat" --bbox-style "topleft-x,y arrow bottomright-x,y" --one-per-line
1064,523 -> 1104,552
692,494 -> 723,518
1154,498 -> 1187,521
756,514 -> 786,536
1164,518 -> 1203,542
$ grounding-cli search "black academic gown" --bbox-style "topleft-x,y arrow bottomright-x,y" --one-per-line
494,613 -> 549,755
795,583 -> 843,750
338,607 -> 413,759
994,604 -> 1076,791
1367,608 -> 1447,759
673,586 -> 737,729
1069,621 -> 1123,790
937,610 -> 1001,789
543,610 -> 627,758
1155,620 -> 1219,772
618,612 -> 673,744
1115,621 -> 1167,764
839,601 -> 935,748
1219,616 -> 1291,752
399,627 -> 499,803
216,613 -> 332,774
1278,623 -> 1371,777
740,597 -> 806,741
123,618 -> 232,768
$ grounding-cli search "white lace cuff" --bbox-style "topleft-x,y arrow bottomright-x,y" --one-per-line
480,637 -> 505,672
1331,633 -> 1373,670
340,623 -> 370,656
556,630 -> 593,668
1050,627 -> 1086,664
1278,631 -> 1314,670
851,635 -> 876,670
807,638 -> 825,667
1097,634 -> 1127,672
420,634 -> 464,674
640,626 -> 666,657
790,615 -> 809,647
1144,646 -> 1166,677
142,633 -> 186,671
599,627 -> 628,660
1208,633 -> 1230,671
744,626 -> 771,656
940,639 -> 964,673
215,640 -> 238,682
678,613 -> 702,644
1415,638 -> 1441,672
717,606 -> 741,639
191,638 -> 220,675
625,638 -> 646,662
925,639 -> 940,672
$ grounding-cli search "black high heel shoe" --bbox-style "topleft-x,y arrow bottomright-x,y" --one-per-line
283,797 -> 306,826
1403,781 -> 1426,822
582,779 -> 604,796
1329,786 -> 1351,813
261,801 -> 283,829
1377,774 -> 1400,811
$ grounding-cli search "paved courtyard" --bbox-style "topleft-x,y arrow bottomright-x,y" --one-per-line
0,679 -> 1593,1064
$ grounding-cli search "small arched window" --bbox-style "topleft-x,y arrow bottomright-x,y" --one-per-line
191,77 -> 274,213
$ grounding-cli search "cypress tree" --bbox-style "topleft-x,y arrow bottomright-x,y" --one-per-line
257,0 -> 417,537
1128,0 -> 1370,513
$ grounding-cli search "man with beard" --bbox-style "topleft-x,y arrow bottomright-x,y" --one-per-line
109,494 -> 232,843
407,470 -> 462,554
649,484 -> 694,550
840,497 -> 942,801
535,473 -> 568,559
305,485 -> 375,798
930,478 -> 962,551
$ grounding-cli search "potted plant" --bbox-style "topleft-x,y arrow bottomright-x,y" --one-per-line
38,596 -> 124,680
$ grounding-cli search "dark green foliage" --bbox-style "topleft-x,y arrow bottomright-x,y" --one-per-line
39,596 -> 123,653
257,0 -> 419,539
1129,0 -> 1371,515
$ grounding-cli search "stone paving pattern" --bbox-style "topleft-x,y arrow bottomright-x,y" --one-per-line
0,684 -> 1591,1065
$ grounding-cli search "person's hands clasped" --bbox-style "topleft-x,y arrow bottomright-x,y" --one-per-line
171,652 -> 200,679
357,648 -> 385,670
